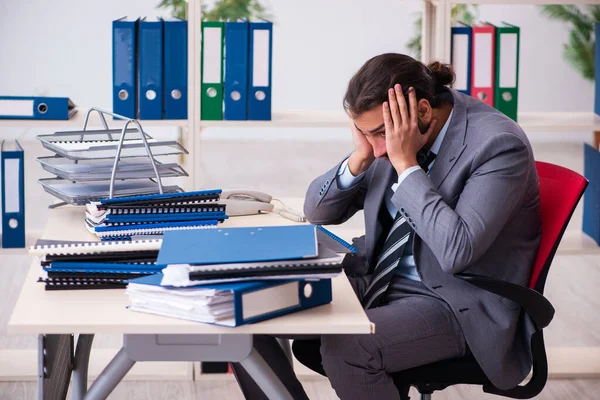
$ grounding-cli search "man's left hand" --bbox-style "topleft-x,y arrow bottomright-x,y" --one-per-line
383,84 -> 437,175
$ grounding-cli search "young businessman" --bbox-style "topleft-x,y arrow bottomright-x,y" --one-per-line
231,53 -> 541,400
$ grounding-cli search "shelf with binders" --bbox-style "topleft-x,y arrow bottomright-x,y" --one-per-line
0,108 -> 188,129
4,109 -> 597,132
196,110 -> 600,132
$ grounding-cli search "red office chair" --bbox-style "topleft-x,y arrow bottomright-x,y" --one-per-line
292,161 -> 588,400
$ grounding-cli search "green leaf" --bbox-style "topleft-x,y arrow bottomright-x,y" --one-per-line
540,5 -> 594,28
586,5 -> 600,24
539,5 -> 596,81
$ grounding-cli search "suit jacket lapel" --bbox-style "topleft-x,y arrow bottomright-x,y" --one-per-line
365,160 -> 393,264
428,89 -> 468,189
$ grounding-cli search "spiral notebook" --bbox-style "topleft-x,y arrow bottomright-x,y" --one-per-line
38,275 -> 131,290
85,219 -> 220,239
29,238 -> 163,257
95,189 -> 222,210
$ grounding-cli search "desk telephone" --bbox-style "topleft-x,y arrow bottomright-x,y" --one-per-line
220,190 -> 307,222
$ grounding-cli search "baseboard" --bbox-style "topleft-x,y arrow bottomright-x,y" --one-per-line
0,349 -> 193,382
547,347 -> 600,378
0,346 -> 598,381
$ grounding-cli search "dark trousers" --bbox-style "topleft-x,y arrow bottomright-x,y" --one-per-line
230,275 -> 467,400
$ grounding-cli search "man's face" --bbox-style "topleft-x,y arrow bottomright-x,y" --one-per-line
353,107 -> 431,159
353,107 -> 388,159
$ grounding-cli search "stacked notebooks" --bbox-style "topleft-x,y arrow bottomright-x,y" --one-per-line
125,224 -> 355,326
30,238 -> 163,290
28,220 -> 354,326
84,190 -> 227,240
36,128 -> 188,205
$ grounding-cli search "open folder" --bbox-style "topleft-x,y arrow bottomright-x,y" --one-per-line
156,225 -> 356,266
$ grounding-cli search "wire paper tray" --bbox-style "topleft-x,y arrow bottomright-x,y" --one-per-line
37,156 -> 188,181
39,178 -> 182,205
37,137 -> 187,160
36,108 -> 188,206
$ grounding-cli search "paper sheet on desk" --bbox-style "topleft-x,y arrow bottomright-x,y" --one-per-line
161,264 -> 340,287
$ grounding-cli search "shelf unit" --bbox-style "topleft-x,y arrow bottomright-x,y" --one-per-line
422,0 -> 600,64
1,0 -> 597,228
4,0 -> 599,185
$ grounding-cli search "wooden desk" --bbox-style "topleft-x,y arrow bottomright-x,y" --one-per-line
8,202 -> 371,400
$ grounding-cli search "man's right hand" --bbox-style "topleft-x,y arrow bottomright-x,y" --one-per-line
348,123 -> 375,176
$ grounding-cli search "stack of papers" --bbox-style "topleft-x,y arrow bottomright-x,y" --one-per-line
125,224 -> 353,326
126,273 -> 334,327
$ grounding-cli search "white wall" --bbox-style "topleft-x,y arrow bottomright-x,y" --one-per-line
0,0 -> 595,131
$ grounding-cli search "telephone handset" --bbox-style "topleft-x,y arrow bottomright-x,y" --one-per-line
220,190 -> 307,222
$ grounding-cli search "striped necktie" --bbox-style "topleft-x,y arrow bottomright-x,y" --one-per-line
362,150 -> 436,309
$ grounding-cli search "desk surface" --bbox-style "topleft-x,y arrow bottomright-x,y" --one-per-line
8,200 -> 372,335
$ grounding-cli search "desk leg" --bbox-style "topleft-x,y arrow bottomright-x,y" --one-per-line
276,338 -> 293,367
72,334 -> 95,399
38,334 -> 73,400
239,347 -> 294,400
84,347 -> 136,400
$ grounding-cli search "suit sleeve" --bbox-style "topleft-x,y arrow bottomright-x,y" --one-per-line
391,132 -> 533,274
304,156 -> 370,225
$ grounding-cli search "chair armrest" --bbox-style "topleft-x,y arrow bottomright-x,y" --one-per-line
456,273 -> 554,330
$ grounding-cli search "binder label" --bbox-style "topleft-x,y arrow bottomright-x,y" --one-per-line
474,33 -> 493,88
203,28 -> 222,83
252,30 -> 270,87
5,159 -> 20,213
242,281 -> 300,320
499,33 -> 518,88
452,34 -> 470,91
0,100 -> 33,117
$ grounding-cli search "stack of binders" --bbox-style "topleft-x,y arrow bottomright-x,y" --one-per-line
85,189 -> 228,241
450,21 -> 520,121
201,19 -> 273,121
113,17 -> 187,120
30,238 -> 164,290
36,126 -> 189,205
125,224 -> 355,326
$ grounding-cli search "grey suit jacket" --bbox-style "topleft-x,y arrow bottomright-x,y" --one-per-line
304,88 -> 541,390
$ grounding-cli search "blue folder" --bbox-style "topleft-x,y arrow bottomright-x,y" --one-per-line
595,22 -> 599,116
583,143 -> 600,244
1,140 -> 25,248
99,189 -> 222,207
45,262 -> 165,274
128,273 -> 333,327
156,225 -> 319,266
450,24 -> 472,96
224,20 -> 249,120
163,17 -> 188,120
0,96 -> 76,120
112,17 -> 138,118
248,20 -> 272,120
93,219 -> 221,232
139,18 -> 164,120
102,212 -> 227,223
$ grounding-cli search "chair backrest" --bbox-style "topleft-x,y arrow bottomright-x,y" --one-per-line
530,161 -> 588,293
